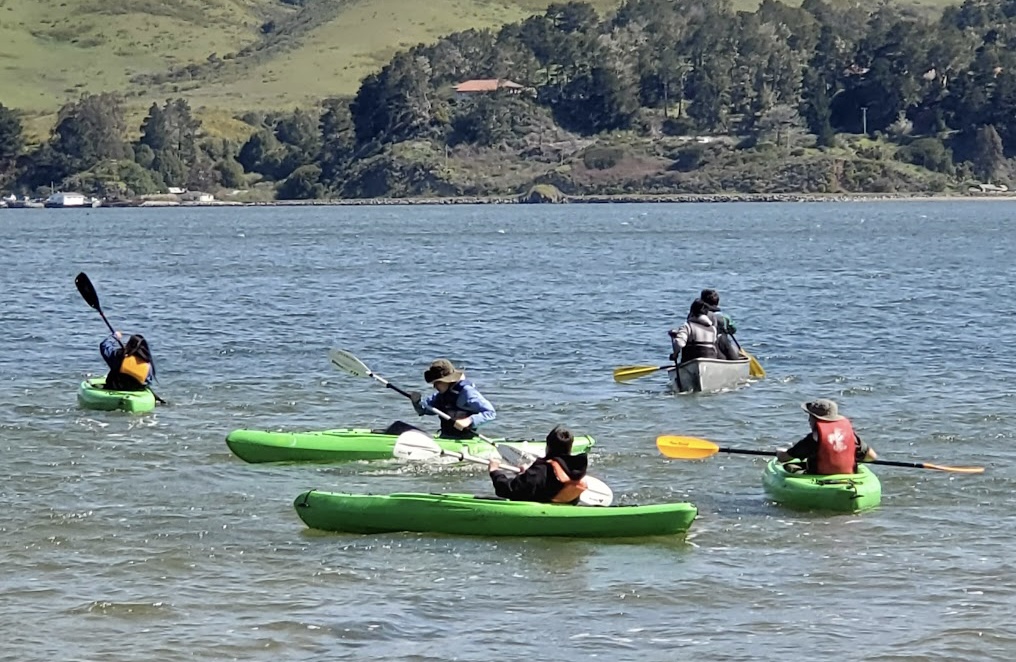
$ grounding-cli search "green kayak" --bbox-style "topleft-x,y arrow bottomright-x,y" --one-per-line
294,491 -> 698,538
225,427 -> 596,463
77,376 -> 156,413
762,458 -> 882,513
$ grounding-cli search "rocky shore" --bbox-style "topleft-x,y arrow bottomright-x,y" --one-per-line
6,191 -> 1013,210
251,191 -> 1015,206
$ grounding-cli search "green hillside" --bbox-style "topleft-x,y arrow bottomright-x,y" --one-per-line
0,0 -> 620,117
0,0 -> 266,110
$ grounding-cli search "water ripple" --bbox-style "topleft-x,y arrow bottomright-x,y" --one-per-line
0,203 -> 1014,660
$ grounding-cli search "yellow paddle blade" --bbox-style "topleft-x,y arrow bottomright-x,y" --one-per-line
656,435 -> 720,459
613,364 -> 667,383
922,463 -> 985,474
740,349 -> 766,378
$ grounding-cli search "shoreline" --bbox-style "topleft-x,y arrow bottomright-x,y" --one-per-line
5,191 -> 1015,209
254,192 -> 1016,206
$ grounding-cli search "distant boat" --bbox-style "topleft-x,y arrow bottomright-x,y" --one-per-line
44,192 -> 99,208
6,195 -> 44,208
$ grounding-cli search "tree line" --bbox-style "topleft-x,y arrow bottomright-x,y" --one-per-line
1,0 -> 1015,199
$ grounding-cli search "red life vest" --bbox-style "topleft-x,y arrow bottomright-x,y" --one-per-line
546,458 -> 587,503
814,418 -> 857,475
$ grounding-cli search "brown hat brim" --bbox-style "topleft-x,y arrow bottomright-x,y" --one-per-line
801,401 -> 843,421
430,370 -> 463,384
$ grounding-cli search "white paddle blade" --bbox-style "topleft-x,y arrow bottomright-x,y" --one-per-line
579,476 -> 613,507
393,431 -> 443,461
328,348 -> 372,378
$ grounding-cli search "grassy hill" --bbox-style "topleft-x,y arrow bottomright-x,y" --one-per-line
0,0 -> 618,121
0,0 -> 265,110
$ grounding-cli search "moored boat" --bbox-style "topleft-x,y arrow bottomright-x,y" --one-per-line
45,192 -> 99,208
225,427 -> 596,463
77,376 -> 156,413
761,458 -> 881,513
670,357 -> 750,392
5,196 -> 45,208
293,491 -> 698,538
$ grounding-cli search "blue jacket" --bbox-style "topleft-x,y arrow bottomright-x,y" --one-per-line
413,379 -> 496,429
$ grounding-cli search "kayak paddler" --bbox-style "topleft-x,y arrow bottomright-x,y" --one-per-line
488,425 -> 589,504
407,358 -> 496,440
777,399 -> 878,474
100,331 -> 156,391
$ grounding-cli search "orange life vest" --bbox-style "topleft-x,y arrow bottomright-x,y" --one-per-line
546,458 -> 588,503
814,418 -> 857,475
120,355 -> 151,385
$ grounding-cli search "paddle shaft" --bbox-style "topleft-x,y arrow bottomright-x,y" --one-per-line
75,273 -> 166,405
363,371 -> 500,447
96,310 -> 124,349
714,446 -> 971,472
667,330 -> 684,390
729,333 -> 765,378
717,447 -> 774,457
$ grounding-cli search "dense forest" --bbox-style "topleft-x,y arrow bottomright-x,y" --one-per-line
3,0 -> 1016,199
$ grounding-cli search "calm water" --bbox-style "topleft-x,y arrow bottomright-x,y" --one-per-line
1,202 -> 1014,661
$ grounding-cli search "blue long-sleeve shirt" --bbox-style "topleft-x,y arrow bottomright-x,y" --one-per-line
99,334 -> 153,385
413,381 -> 496,428
99,335 -> 122,369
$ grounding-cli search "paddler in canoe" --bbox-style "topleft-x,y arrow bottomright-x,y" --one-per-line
401,358 -> 496,440
487,425 -> 589,504
669,298 -> 731,363
777,399 -> 878,474
699,289 -> 741,361
100,331 -> 156,391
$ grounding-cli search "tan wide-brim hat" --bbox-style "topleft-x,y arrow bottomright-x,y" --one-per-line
424,359 -> 464,384
801,399 -> 843,421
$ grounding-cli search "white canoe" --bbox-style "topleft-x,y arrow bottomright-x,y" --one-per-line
669,357 -> 750,393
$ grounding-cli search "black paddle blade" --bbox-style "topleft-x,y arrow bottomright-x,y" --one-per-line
75,272 -> 101,311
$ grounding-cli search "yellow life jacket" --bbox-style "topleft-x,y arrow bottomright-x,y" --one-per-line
120,355 -> 151,384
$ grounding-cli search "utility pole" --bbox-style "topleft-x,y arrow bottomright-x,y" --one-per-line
861,106 -> 868,136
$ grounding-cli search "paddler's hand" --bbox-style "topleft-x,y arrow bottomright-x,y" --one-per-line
488,459 -> 500,472
453,416 -> 472,431
408,391 -> 422,406
776,449 -> 791,463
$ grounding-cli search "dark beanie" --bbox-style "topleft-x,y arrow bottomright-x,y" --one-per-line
545,425 -> 574,457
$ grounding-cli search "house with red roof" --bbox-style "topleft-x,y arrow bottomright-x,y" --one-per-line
454,78 -> 525,99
